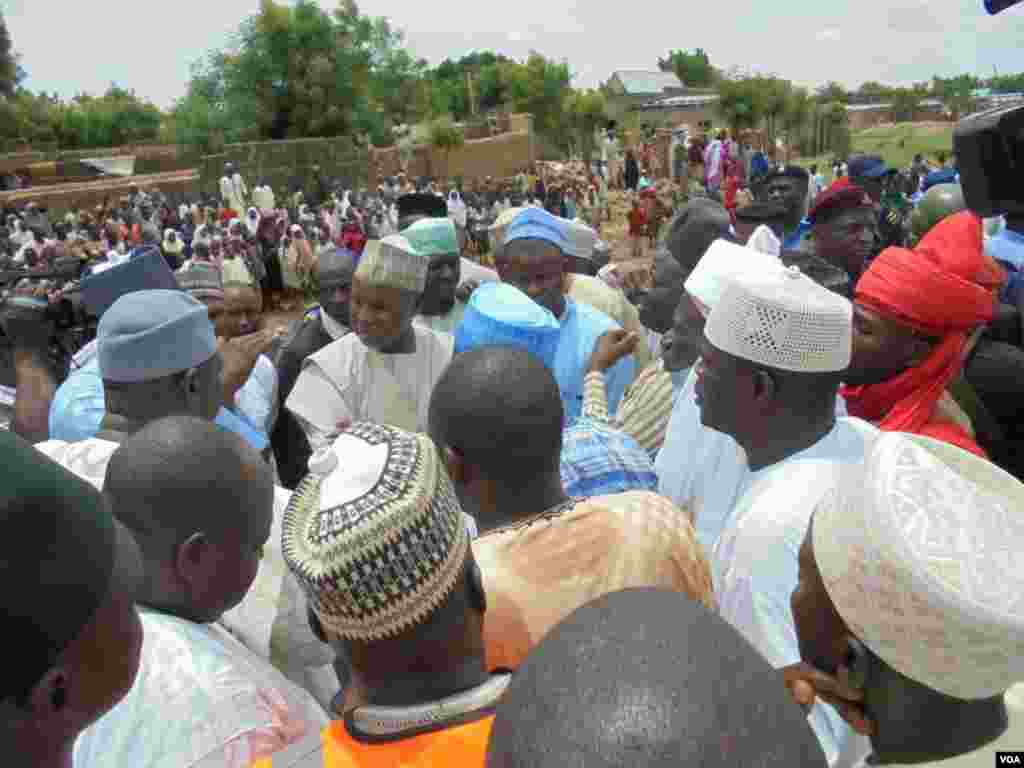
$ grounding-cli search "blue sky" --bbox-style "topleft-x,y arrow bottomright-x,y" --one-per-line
6,0 -> 1024,109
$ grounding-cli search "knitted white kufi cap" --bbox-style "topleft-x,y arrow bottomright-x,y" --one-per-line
355,234 -> 428,294
282,423 -> 470,642
704,265 -> 852,373
813,432 -> 1024,701
685,238 -> 784,318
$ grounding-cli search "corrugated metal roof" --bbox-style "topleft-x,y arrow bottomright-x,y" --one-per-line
637,94 -> 720,110
845,99 -> 944,112
612,70 -> 684,95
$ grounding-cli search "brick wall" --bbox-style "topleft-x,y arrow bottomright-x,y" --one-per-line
371,130 -> 534,184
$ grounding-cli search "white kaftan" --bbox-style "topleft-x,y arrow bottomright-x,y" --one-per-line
713,417 -> 879,768
285,325 -> 454,452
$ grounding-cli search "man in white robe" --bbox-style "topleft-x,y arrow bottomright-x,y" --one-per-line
35,290 -> 337,710
74,417 -> 327,768
220,162 -> 249,213
788,431 -> 1024,768
286,235 -> 453,451
655,237 -> 782,553
695,261 -> 876,767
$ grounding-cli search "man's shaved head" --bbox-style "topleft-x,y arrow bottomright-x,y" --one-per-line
487,589 -> 826,768
318,246 -> 357,280
104,415 -> 271,562
663,199 -> 732,272
429,346 -> 563,490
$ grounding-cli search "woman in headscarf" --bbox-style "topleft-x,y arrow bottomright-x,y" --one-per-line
162,228 -> 184,270
208,235 -> 226,270
244,206 -> 261,238
280,224 -> 314,311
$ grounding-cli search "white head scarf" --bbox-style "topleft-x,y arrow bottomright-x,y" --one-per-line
245,207 -> 261,236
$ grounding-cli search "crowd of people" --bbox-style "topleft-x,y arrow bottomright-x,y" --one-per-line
2,117 -> 1024,768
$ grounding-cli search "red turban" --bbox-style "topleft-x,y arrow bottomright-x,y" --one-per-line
841,212 -> 998,453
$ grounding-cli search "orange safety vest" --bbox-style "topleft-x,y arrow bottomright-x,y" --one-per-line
253,716 -> 494,768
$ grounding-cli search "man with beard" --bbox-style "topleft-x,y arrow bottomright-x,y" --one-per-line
841,212 -> 998,458
271,246 -> 357,489
396,192 -> 497,286
286,235 -> 453,447
403,217 -> 466,335
496,208 -> 634,424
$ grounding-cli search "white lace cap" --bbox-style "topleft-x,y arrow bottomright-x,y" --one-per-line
813,433 -> 1024,700
746,224 -> 782,258
704,264 -> 851,372
684,238 -> 783,318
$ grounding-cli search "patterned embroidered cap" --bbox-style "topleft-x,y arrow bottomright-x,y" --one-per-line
281,423 -> 470,641
704,264 -> 852,373
355,235 -> 428,294
176,261 -> 224,302
402,217 -> 459,257
813,432 -> 1024,701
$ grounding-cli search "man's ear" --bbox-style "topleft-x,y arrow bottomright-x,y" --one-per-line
752,368 -> 778,404
442,444 -> 468,486
25,666 -> 69,720
175,531 -> 210,590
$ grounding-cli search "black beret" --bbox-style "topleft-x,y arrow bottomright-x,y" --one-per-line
396,193 -> 447,221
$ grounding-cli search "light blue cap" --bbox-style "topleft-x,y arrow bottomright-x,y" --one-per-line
454,282 -> 561,370
504,207 -> 569,253
560,418 -> 658,497
98,289 -> 217,383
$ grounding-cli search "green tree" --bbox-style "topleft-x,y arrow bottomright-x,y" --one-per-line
889,85 -> 927,121
815,81 -> 849,104
505,53 -> 573,146
932,74 -> 978,120
657,48 -> 716,87
564,88 -> 607,163
427,114 -> 464,179
176,0 -> 384,144
854,81 -> 892,102
716,75 -> 766,134
781,86 -> 812,161
0,11 -> 24,99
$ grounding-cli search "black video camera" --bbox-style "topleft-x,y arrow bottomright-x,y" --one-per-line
954,102 -> 1024,218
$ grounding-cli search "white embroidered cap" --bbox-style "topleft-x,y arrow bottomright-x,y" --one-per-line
746,224 -> 782,258
704,264 -> 852,373
684,238 -> 784,318
813,432 -> 1024,701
